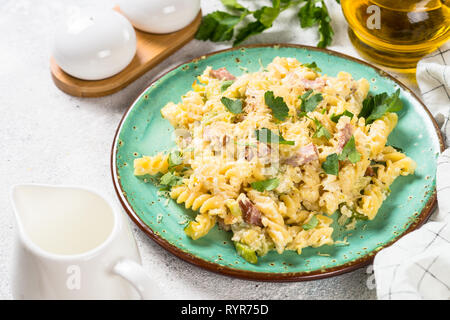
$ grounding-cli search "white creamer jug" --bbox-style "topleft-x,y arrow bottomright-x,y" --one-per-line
10,184 -> 162,300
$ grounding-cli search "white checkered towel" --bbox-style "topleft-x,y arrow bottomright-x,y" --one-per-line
374,42 -> 450,300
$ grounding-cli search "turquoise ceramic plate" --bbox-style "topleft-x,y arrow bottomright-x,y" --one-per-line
112,44 -> 444,281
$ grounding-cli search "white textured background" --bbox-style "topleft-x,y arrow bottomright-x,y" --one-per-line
1,0 -> 416,300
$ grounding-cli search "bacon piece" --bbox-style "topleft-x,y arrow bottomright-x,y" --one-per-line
365,167 -> 375,177
300,78 -> 325,90
210,67 -> 236,81
284,71 -> 326,91
282,143 -> 318,166
238,198 -> 263,227
337,123 -> 353,152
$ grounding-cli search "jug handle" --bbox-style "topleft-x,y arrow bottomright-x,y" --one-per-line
112,258 -> 163,300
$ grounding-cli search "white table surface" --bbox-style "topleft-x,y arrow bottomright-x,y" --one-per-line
1,0 -> 419,300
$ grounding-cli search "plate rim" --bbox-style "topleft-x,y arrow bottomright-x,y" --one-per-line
111,43 -> 445,282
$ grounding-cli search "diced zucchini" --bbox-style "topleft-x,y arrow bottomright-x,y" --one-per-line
234,241 -> 258,264
225,199 -> 242,217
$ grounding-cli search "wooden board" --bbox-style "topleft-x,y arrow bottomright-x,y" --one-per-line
50,10 -> 202,97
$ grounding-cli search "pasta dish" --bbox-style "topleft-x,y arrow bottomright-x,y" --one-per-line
133,57 -> 416,263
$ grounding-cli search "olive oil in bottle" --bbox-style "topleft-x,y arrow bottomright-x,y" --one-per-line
341,0 -> 450,71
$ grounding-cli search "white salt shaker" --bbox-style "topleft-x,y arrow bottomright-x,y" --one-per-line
117,0 -> 201,34
52,9 -> 136,80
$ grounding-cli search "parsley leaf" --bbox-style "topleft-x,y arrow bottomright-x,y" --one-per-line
302,215 -> 319,230
366,89 -> 403,123
221,0 -> 246,11
338,136 -> 361,163
303,62 -> 322,72
323,136 -> 361,175
360,89 -> 403,124
256,128 -> 295,145
297,0 -> 334,48
233,20 -> 267,46
298,112 -> 330,140
195,11 -> 246,42
160,172 -> 183,187
330,110 -> 354,123
359,92 -> 387,119
316,0 -> 334,48
220,80 -> 234,92
234,3 -> 283,46
265,91 -> 290,121
298,0 -> 317,28
254,5 -> 281,28
300,90 -> 323,113
251,178 -> 280,192
221,96 -> 243,114
312,118 -> 331,139
322,153 -> 339,175
196,0 -> 334,47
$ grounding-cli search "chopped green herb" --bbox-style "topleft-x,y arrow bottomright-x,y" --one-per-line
352,210 -> 369,221
330,110 -> 354,123
298,111 -> 308,118
264,91 -> 289,121
220,80 -> 234,92
160,172 -> 183,187
221,96 -> 243,114
388,144 -> 404,153
234,241 -> 258,264
338,136 -> 361,164
251,178 -> 280,192
312,118 -> 331,140
360,89 -> 403,124
300,90 -> 323,113
322,153 -> 339,175
158,185 -> 171,192
255,128 -> 295,145
303,61 -> 321,72
302,215 -> 319,230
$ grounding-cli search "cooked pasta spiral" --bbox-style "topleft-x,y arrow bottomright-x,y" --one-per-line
134,153 -> 169,176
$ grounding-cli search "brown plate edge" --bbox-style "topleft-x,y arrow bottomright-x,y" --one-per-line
110,43 -> 445,282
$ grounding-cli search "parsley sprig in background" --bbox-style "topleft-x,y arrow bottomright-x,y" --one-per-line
196,0 -> 335,48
